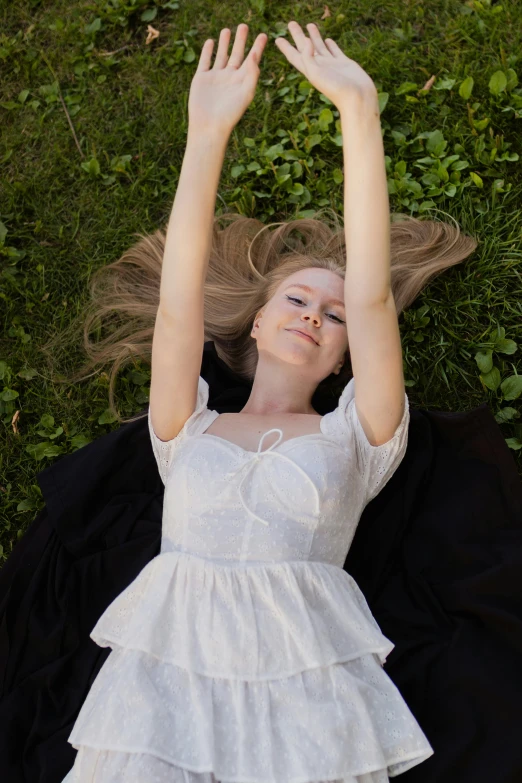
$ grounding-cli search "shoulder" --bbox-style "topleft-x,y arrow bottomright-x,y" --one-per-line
321,378 -> 356,435
148,375 -> 215,484
321,377 -> 410,503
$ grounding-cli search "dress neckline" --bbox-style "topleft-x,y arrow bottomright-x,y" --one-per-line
199,409 -> 334,456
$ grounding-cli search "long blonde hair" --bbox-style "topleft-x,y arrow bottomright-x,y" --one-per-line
41,207 -> 478,423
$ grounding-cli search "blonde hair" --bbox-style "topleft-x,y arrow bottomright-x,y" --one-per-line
41,207 -> 478,423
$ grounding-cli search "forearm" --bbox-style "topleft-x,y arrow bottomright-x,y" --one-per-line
159,127 -> 230,318
339,91 -> 392,306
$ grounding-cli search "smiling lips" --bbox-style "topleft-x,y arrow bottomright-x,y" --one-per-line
288,329 -> 318,345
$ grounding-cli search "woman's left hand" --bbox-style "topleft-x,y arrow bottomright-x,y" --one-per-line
275,21 -> 377,109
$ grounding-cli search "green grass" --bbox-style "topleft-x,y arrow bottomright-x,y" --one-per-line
1,0 -> 522,564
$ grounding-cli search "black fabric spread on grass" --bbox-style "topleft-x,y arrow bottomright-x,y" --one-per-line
1,340 -> 521,783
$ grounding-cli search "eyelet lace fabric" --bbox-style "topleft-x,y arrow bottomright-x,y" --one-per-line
337,377 -> 410,506
63,375 -> 433,782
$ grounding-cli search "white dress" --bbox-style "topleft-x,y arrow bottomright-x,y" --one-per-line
62,375 -> 434,782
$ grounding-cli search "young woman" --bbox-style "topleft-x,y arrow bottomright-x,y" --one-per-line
4,13 -> 521,783
56,21 -> 444,782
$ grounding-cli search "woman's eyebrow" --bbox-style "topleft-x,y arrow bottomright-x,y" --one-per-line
284,283 -> 345,309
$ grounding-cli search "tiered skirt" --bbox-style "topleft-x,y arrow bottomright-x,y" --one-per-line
63,551 -> 434,782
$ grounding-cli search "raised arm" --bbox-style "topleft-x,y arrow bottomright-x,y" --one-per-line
150,130 -> 229,443
150,24 -> 267,443
276,21 -> 406,447
340,92 -> 406,446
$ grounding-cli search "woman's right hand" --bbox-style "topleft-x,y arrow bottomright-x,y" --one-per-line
188,24 -> 268,138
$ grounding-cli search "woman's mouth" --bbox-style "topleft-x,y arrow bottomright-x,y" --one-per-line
288,329 -> 317,344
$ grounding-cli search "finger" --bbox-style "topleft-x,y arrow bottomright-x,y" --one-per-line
244,32 -> 268,68
227,23 -> 249,69
286,20 -> 313,57
306,22 -> 328,55
196,38 -> 214,72
213,27 -> 231,69
274,36 -> 304,73
324,37 -> 342,58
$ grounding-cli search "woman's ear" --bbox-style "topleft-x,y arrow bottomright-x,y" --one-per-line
335,349 -> 349,374
251,308 -> 264,337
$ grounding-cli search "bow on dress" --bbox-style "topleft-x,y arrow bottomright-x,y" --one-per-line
224,428 -> 322,526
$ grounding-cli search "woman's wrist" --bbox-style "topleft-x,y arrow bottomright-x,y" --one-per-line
187,123 -> 232,150
337,88 -> 380,131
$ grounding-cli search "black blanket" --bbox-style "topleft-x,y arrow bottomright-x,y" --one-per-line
1,341 -> 521,783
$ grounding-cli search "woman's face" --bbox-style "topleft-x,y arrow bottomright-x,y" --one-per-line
251,267 -> 349,381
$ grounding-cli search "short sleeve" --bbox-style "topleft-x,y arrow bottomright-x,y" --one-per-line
333,377 -> 410,505
147,375 -> 212,484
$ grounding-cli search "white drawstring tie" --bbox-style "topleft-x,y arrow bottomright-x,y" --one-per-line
225,428 -> 321,527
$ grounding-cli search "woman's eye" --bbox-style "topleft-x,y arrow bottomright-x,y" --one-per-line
286,295 -> 344,324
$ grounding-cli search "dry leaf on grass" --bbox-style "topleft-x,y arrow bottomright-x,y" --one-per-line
145,25 -> 160,45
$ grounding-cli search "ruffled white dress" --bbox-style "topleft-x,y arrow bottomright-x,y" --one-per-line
62,375 -> 434,782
